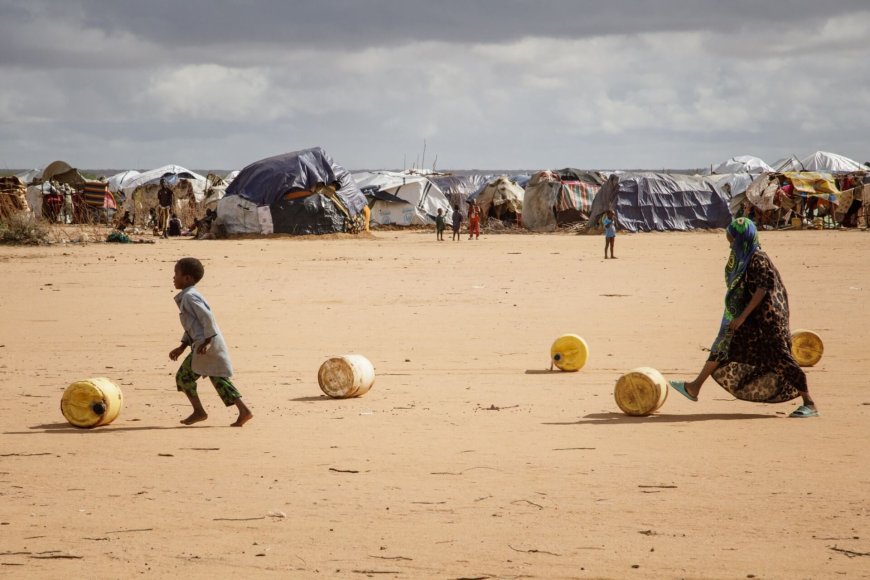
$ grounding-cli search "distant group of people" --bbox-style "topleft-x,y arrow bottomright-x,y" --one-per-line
114,177 -> 217,239
435,201 -> 483,241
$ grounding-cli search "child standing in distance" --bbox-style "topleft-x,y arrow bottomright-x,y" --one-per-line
169,257 -> 253,427
468,201 -> 481,240
435,208 -> 446,241
603,209 -> 617,259
451,204 -> 462,241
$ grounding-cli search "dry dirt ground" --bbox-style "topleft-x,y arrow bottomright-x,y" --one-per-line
1,229 -> 869,579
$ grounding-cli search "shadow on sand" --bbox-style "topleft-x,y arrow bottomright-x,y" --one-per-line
543,412 -> 779,425
289,395 -> 333,402
3,422 -> 215,435
524,369 -> 562,375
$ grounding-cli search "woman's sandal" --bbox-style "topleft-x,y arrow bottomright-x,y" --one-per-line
789,404 -> 819,418
668,380 -> 698,402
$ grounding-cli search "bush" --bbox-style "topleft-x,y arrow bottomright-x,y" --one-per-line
0,212 -> 49,244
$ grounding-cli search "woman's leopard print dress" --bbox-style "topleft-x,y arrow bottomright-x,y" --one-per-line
709,251 -> 807,403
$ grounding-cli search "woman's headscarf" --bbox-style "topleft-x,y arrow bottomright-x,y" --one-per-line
725,217 -> 760,293
711,217 -> 761,356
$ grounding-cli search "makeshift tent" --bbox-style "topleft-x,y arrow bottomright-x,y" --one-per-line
430,174 -> 490,213
471,176 -> 523,223
799,151 -> 865,173
40,160 -> 86,188
772,152 -> 867,173
122,165 -> 207,221
522,170 -> 601,231
353,171 -> 451,226
220,147 -> 365,235
121,165 -> 206,197
707,173 -> 755,215
771,155 -> 804,173
106,170 -> 140,194
555,168 -> 607,187
522,171 -> 561,231
740,172 -> 841,228
25,185 -> 43,217
79,180 -> 116,223
557,181 -> 598,223
745,172 -> 840,209
201,174 -> 227,211
710,155 -> 773,175
0,176 -> 29,218
587,172 -> 730,232
15,169 -> 42,185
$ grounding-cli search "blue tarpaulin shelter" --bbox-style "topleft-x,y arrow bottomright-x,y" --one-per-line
225,147 -> 365,214
220,147 -> 367,235
587,172 -> 731,232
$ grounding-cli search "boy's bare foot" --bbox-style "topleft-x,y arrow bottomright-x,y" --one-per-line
181,412 -> 208,425
231,411 -> 253,427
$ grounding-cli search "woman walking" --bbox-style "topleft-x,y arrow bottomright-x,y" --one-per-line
669,218 -> 818,417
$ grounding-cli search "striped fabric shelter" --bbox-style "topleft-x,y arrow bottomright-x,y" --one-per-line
557,181 -> 598,214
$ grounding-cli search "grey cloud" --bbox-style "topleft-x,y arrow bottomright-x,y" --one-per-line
3,0 -> 869,68
1,1 -> 869,170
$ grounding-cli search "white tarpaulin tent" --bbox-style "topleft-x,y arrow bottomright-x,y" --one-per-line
799,151 -> 864,172
710,155 -> 773,175
15,169 -> 42,184
106,170 -> 141,193
772,155 -> 803,172
707,172 -> 755,214
353,171 -> 452,226
121,164 -> 207,214
120,164 -> 206,197
216,195 -> 273,235
772,151 -> 865,173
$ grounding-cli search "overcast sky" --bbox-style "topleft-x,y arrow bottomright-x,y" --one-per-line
1,0 -> 868,171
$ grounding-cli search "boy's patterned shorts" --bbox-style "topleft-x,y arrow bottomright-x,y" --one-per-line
176,354 -> 241,406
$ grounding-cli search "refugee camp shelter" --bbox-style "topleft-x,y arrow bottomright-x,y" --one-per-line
772,155 -> 804,173
14,169 -> 42,185
219,147 -> 366,235
40,160 -> 86,188
471,176 -> 524,224
353,171 -> 451,226
587,172 -> 731,232
106,170 -> 141,194
799,151 -> 865,173
710,155 -> 773,175
740,171 -> 841,226
0,176 -> 29,218
430,174 -> 490,213
522,170 -> 602,231
80,180 -> 116,223
707,172 -> 755,214
201,174 -> 228,211
771,151 -> 867,174
121,165 -> 207,219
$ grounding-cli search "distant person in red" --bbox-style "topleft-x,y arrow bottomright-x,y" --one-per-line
156,178 -> 173,238
468,201 -> 481,240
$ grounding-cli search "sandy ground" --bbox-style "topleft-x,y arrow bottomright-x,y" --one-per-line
1,229 -> 869,579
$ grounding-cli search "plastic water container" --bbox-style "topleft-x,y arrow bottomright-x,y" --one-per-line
550,334 -> 589,372
791,330 -> 823,367
614,367 -> 669,416
318,355 -> 375,398
61,377 -> 123,428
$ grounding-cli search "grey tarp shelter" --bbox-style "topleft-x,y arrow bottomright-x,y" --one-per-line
222,147 -> 366,235
587,172 -> 731,232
